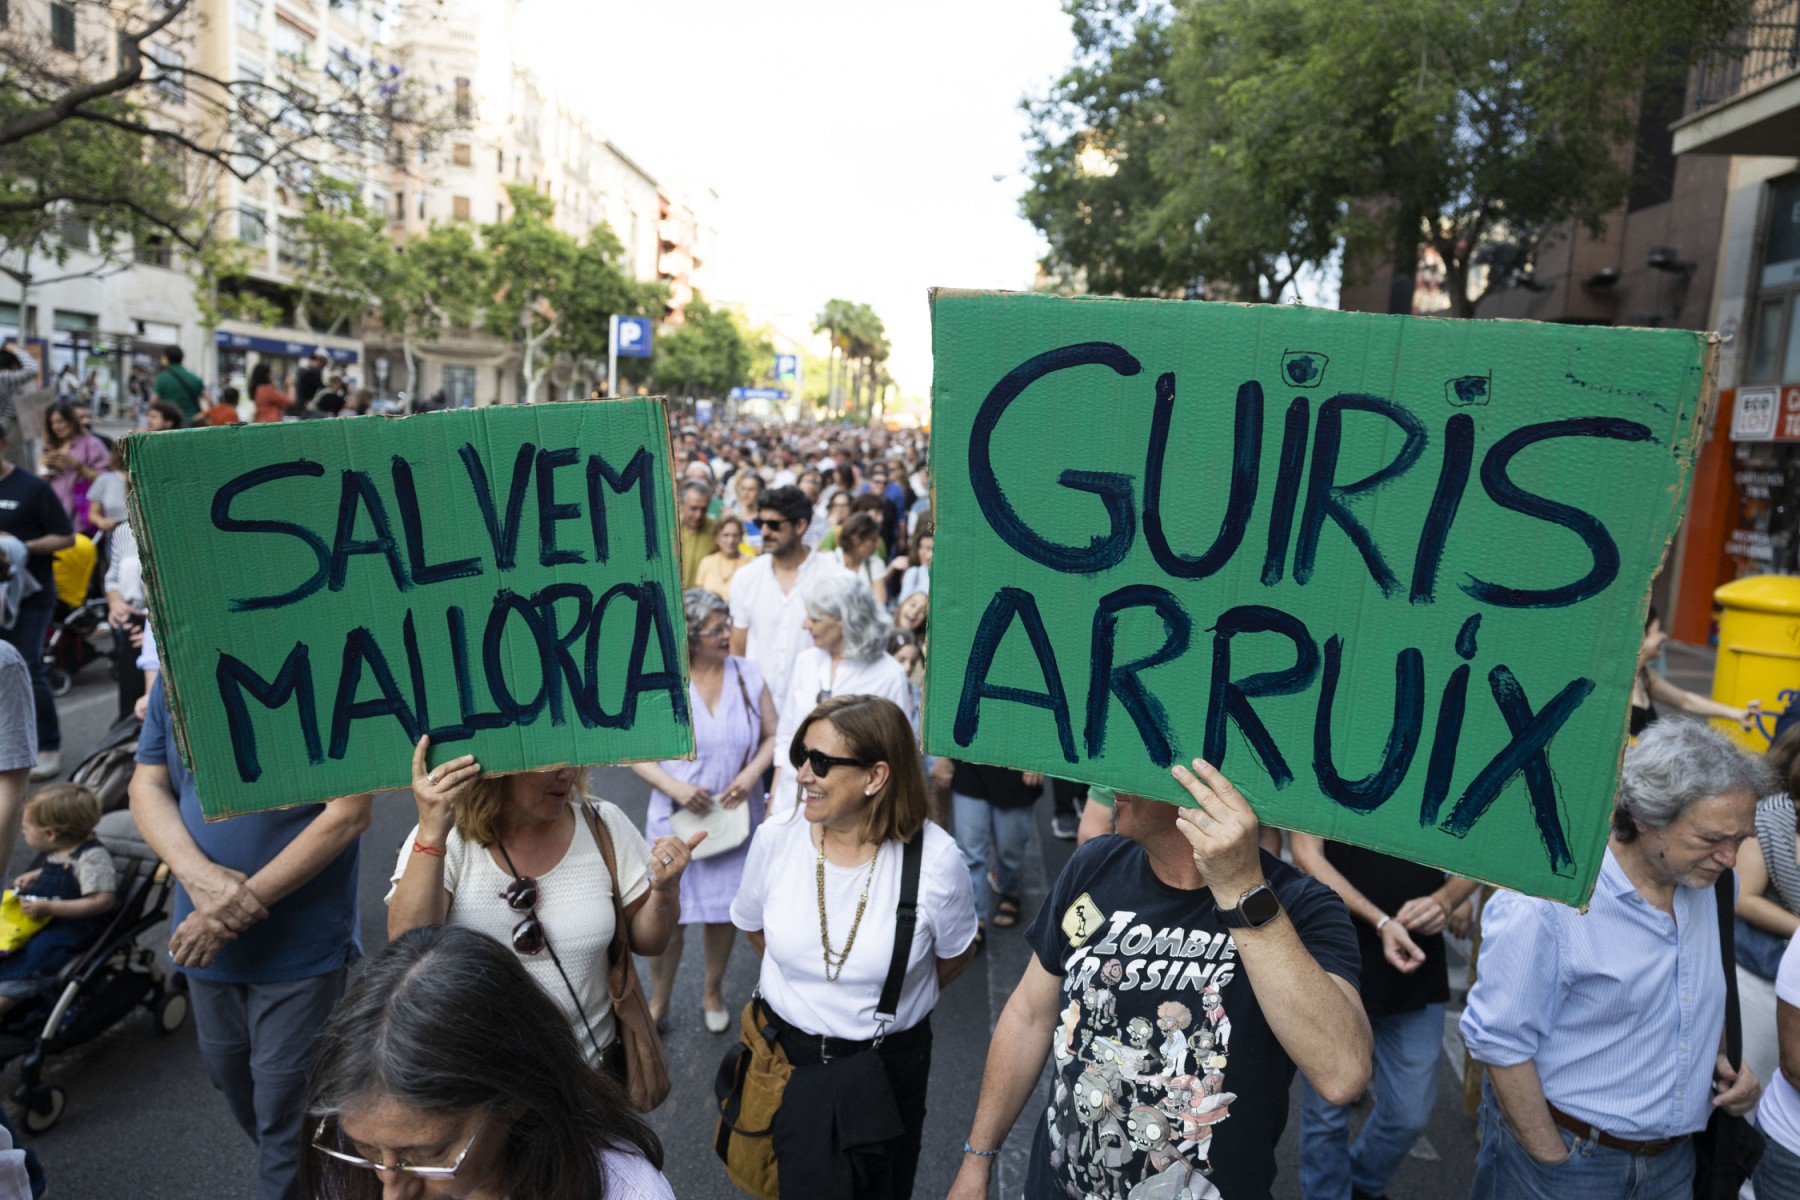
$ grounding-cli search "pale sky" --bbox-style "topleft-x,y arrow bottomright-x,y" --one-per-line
525,0 -> 1076,402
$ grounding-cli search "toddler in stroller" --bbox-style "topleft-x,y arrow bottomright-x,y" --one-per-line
0,785 -> 116,1019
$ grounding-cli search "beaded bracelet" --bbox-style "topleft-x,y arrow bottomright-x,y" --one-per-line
412,841 -> 447,858
963,1142 -> 1000,1157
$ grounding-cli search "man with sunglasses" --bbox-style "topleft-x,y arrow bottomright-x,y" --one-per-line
728,484 -> 846,713
130,677 -> 372,1200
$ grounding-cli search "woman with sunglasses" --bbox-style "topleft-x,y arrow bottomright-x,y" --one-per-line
630,588 -> 777,1033
386,743 -> 702,1074
770,573 -> 912,816
731,695 -> 980,1199
302,924 -> 674,1200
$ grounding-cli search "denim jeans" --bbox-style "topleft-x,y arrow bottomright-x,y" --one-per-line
0,597 -> 56,751
1300,1002 -> 1444,1199
951,792 -> 1032,921
1755,1134 -> 1800,1198
1470,1077 -> 1694,1200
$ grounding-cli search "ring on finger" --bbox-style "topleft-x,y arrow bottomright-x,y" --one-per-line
427,770 -> 438,784
661,853 -> 674,866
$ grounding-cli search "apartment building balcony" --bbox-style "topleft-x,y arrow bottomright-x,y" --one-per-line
1673,0 -> 1800,156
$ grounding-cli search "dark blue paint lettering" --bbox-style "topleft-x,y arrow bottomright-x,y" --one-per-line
1420,663 -> 1469,828
211,461 -> 329,612
216,645 -> 321,782
1294,395 -> 1428,596
1455,613 -> 1482,661
328,470 -> 409,593
968,343 -> 1142,574
584,582 -> 688,728
1143,374 -> 1260,581
1461,418 -> 1651,609
1442,665 -> 1593,874
954,587 -> 1077,763
586,447 -> 660,563
1260,398 -> 1310,587
1410,413 -> 1473,604
392,457 -> 481,585
534,447 -> 585,567
460,442 -> 535,570
1083,584 -> 1192,768
483,590 -> 551,725
403,609 -> 431,735
328,627 -> 419,759
1202,605 -> 1319,788
534,581 -> 594,725
1312,637 -> 1424,812
447,605 -> 507,733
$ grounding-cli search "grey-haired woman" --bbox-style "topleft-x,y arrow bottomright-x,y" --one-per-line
770,573 -> 912,815
629,588 -> 776,1033
301,924 -> 674,1200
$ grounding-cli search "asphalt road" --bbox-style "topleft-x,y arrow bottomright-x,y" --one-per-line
12,659 -> 1483,1199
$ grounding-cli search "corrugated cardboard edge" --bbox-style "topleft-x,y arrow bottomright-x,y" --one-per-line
129,401 -> 695,822
921,290 -> 1722,910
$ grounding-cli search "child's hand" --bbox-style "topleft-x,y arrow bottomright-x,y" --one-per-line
13,869 -> 38,891
19,898 -> 54,920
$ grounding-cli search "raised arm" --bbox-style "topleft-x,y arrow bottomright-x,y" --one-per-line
389,736 -> 479,939
1172,761 -> 1372,1104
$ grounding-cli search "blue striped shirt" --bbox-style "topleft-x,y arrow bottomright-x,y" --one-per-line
1459,847 -> 1724,1140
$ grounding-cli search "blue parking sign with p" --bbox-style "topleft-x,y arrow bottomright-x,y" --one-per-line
775,354 -> 798,382
614,316 -> 653,358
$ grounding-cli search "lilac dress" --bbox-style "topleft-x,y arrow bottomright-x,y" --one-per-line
645,656 -> 767,924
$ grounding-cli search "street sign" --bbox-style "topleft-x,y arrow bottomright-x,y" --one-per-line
729,387 -> 790,401
926,288 -> 1714,907
775,354 -> 799,382
613,316 -> 654,359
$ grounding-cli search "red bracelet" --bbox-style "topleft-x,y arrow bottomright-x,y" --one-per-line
412,841 -> 447,858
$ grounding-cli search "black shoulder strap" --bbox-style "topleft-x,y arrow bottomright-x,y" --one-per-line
1715,870 -> 1743,1068
876,833 -> 924,1025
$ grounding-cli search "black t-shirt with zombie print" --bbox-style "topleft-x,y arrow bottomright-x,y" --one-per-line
1023,836 -> 1359,1200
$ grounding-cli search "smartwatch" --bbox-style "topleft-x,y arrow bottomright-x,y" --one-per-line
1216,882 -> 1281,930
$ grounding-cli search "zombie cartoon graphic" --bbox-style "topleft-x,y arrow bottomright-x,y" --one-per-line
1200,986 -> 1231,1054
1156,1001 -> 1192,1079
1074,1065 -> 1130,1194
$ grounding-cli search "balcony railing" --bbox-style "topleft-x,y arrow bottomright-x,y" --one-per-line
1687,0 -> 1800,115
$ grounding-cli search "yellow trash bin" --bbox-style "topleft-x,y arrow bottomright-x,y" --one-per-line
1710,575 -> 1800,750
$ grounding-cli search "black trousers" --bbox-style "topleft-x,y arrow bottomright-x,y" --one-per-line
771,1018 -> 933,1200
1051,777 -> 1087,819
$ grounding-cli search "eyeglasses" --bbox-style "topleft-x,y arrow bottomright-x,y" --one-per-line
501,874 -> 545,955
311,1108 -> 491,1179
793,748 -> 872,778
759,517 -> 791,531
695,623 -> 731,641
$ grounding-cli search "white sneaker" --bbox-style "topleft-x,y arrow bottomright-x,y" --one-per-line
704,1008 -> 731,1034
28,750 -> 60,782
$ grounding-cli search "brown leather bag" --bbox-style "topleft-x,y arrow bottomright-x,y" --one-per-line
583,804 -> 672,1112
713,996 -> 790,1200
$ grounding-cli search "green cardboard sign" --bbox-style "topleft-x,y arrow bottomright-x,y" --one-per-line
925,290 -> 1714,906
126,400 -> 693,819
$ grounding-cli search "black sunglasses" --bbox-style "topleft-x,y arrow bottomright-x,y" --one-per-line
500,875 -> 545,955
792,748 -> 873,778
759,517 -> 792,531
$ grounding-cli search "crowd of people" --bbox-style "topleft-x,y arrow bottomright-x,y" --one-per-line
0,390 -> 1795,1200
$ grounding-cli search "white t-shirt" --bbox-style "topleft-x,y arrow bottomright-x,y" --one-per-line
88,471 -> 126,522
770,648 -> 914,815
728,548 -> 846,713
730,814 -> 978,1041
1757,935 -> 1800,1154
828,548 -> 886,591
387,801 -> 651,1065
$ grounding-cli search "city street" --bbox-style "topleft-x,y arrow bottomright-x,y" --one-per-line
7,662 -> 1484,1199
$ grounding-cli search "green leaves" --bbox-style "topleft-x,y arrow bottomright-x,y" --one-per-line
653,296 -> 761,399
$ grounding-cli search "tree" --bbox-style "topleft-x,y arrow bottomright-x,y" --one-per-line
552,223 -> 666,398
813,299 -> 888,418
1027,0 -> 1755,314
287,176 -> 398,336
481,185 -> 577,403
653,296 -> 756,401
382,222 -> 488,407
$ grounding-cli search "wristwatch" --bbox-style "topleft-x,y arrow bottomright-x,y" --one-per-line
1216,882 -> 1281,930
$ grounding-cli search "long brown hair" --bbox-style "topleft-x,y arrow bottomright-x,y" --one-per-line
454,771 -> 591,847
788,695 -> 927,845
1767,721 -> 1800,799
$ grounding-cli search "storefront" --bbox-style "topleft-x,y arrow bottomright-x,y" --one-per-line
213,327 -> 362,396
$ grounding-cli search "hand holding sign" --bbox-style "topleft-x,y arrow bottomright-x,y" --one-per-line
410,735 -> 481,847
1170,759 -> 1264,907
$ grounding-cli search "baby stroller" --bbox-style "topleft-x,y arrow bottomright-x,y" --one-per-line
68,712 -> 142,814
1,809 -> 188,1134
42,533 -> 109,698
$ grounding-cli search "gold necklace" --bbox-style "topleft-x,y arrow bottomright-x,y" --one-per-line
816,830 -> 881,982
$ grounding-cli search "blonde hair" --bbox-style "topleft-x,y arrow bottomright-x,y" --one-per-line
454,771 -> 591,847
787,695 -> 927,846
27,783 -> 101,845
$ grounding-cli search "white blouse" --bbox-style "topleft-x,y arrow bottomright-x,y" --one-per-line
730,814 -> 978,1040
388,801 -> 651,1065
770,648 -> 914,814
